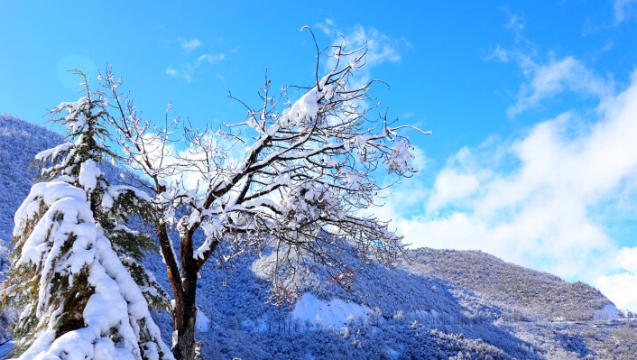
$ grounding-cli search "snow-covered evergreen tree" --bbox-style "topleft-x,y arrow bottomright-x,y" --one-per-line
2,73 -> 173,359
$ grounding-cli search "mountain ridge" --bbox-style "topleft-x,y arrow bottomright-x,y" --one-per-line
406,248 -> 612,322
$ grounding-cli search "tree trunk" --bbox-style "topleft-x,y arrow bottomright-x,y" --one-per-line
155,200 -> 219,359
171,230 -> 200,360
172,291 -> 197,360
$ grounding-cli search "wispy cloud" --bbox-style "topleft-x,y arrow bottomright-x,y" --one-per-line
165,68 -> 179,77
341,26 -> 403,66
597,247 -> 637,312
166,53 -> 226,83
503,54 -> 614,116
614,0 -> 637,23
504,13 -> 525,32
165,35 -> 226,82
178,37 -> 203,53
382,70 -> 637,311
196,54 -> 225,66
310,19 -> 410,120
489,15 -> 615,117
315,20 -> 409,82
166,66 -> 194,82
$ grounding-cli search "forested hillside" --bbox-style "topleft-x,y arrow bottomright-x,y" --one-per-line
0,114 -> 63,243
407,248 -> 612,322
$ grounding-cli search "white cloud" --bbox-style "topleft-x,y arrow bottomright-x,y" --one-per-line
427,168 -> 480,212
504,14 -> 525,32
616,247 -> 637,273
344,26 -> 403,66
166,53 -> 226,83
382,69 -> 637,311
178,37 -> 203,53
597,246 -> 637,311
316,20 -> 408,83
166,35 -> 226,82
166,65 -> 194,82
195,54 -> 225,66
503,54 -> 614,116
614,0 -> 637,23
490,17 -> 615,117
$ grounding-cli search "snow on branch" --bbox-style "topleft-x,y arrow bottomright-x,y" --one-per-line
99,33 -> 425,307
10,181 -> 173,360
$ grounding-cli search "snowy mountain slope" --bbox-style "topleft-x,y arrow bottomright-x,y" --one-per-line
0,114 -> 66,348
406,248 -> 614,322
1,115 -> 635,359
0,114 -> 63,244
147,250 -> 544,359
153,244 -> 635,359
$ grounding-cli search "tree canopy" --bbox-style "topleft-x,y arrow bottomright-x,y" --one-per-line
94,32 -> 424,358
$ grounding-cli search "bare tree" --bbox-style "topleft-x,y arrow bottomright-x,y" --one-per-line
100,32 -> 426,359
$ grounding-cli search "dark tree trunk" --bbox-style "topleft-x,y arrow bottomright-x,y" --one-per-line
154,182 -> 220,359
172,290 -> 197,360
169,229 -> 201,360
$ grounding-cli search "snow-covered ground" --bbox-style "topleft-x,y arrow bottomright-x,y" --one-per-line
291,293 -> 370,329
196,308 -> 210,333
594,303 -> 620,320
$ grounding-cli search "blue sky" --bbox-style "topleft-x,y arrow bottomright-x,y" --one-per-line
2,1 -> 637,311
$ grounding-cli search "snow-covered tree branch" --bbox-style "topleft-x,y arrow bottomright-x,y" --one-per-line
94,34 -> 424,358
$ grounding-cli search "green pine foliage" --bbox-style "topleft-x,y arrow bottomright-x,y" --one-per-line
1,72 -> 169,356
43,71 -> 168,311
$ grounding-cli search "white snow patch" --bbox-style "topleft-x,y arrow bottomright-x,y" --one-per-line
35,142 -> 73,161
196,308 -> 210,332
12,179 -> 174,360
79,159 -> 100,192
594,303 -> 620,320
291,293 -> 370,329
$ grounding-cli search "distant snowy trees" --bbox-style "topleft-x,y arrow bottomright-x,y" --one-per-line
410,248 -> 612,322
1,75 -> 173,359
